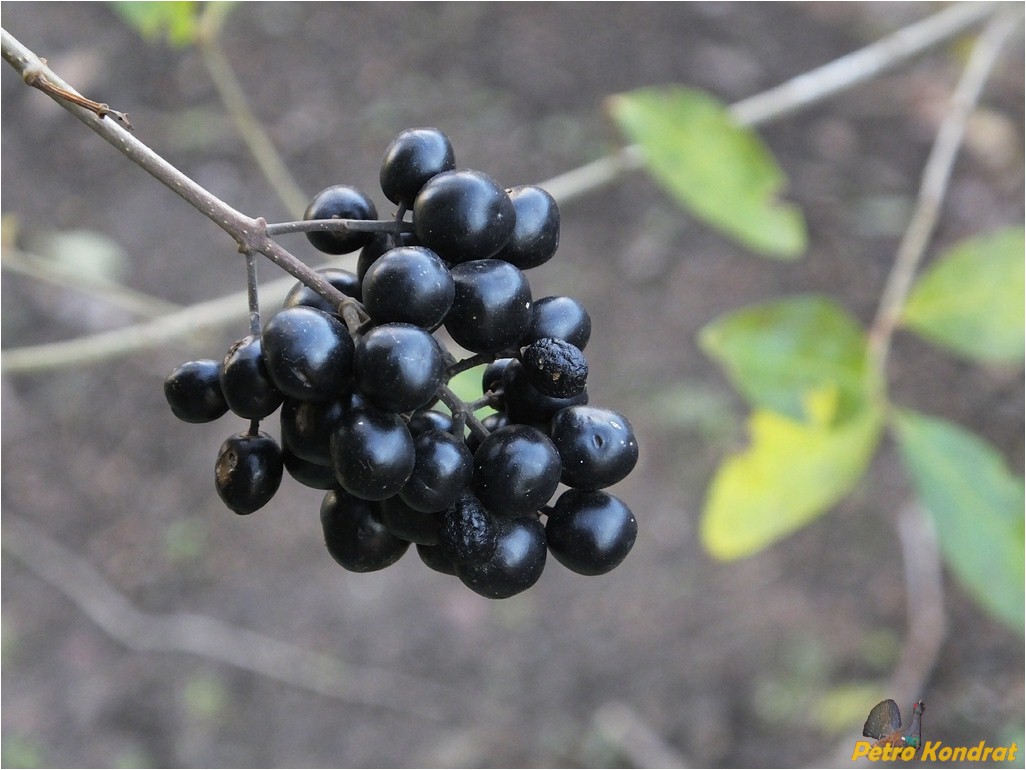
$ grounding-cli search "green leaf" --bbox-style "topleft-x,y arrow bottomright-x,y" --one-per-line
607,86 -> 806,258
902,227 -> 1025,364
700,406 -> 883,560
892,409 -> 1025,633
699,295 -> 874,423
111,2 -> 202,46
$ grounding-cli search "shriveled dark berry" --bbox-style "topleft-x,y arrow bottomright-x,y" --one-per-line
501,359 -> 587,426
439,493 -> 498,566
522,337 -> 588,398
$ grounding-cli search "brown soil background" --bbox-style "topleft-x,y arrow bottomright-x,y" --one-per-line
2,3 -> 1023,767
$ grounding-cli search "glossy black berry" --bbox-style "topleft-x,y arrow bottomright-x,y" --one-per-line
457,515 -> 547,599
545,489 -> 637,575
550,406 -> 639,490
416,543 -> 458,576
330,404 -> 415,501
165,359 -> 228,423
361,247 -> 455,329
523,295 -> 592,350
282,447 -> 337,490
413,170 -> 515,262
262,307 -> 354,402
501,359 -> 588,426
303,185 -> 378,255
279,397 -> 347,465
406,409 -> 456,436
400,429 -> 474,513
354,323 -> 444,413
220,335 -> 283,419
522,338 -> 588,399
283,267 -> 362,311
215,431 -> 283,515
494,185 -> 560,269
445,259 -> 532,354
473,425 -> 561,517
481,357 -> 515,396
381,495 -> 443,546
320,488 -> 409,572
439,493 -> 498,566
380,127 -> 456,206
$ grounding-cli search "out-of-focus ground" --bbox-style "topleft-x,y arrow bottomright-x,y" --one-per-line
2,3 -> 1023,767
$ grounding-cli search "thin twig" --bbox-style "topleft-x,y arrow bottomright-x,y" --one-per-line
196,5 -> 309,220
889,502 -> 946,702
1,28 -> 351,316
1,512 -> 487,723
0,4 -> 1005,374
542,2 -> 1000,204
0,259 -> 353,373
824,501 -> 946,767
866,6 -> 1023,384
2,247 -> 180,319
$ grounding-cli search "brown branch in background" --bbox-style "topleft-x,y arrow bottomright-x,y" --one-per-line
1,512 -> 497,723
866,6 -> 1024,383
0,4 -> 1005,374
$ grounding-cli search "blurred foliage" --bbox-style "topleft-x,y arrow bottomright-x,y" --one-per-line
614,82 -> 1023,632
902,227 -> 1025,364
608,86 -> 807,259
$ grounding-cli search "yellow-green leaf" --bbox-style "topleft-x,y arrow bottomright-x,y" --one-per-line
111,2 -> 203,47
607,86 -> 806,258
699,295 -> 874,424
701,407 -> 883,560
902,227 -> 1025,364
892,409 -> 1024,633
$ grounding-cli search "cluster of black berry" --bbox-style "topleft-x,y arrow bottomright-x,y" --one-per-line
165,128 -> 639,599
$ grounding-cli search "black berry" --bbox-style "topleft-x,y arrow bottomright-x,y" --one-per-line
457,515 -> 547,599
550,406 -> 639,490
354,323 -> 445,413
494,185 -> 560,269
320,488 -> 409,572
165,359 -> 228,423
413,170 -> 515,262
330,403 -> 415,501
445,259 -> 532,353
473,425 -> 561,517
262,307 -> 354,402
303,185 -> 378,255
380,127 -> 456,206
220,335 -> 283,419
214,431 -> 283,515
361,246 -> 455,329
523,295 -> 592,350
545,489 -> 637,575
283,267 -> 362,310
